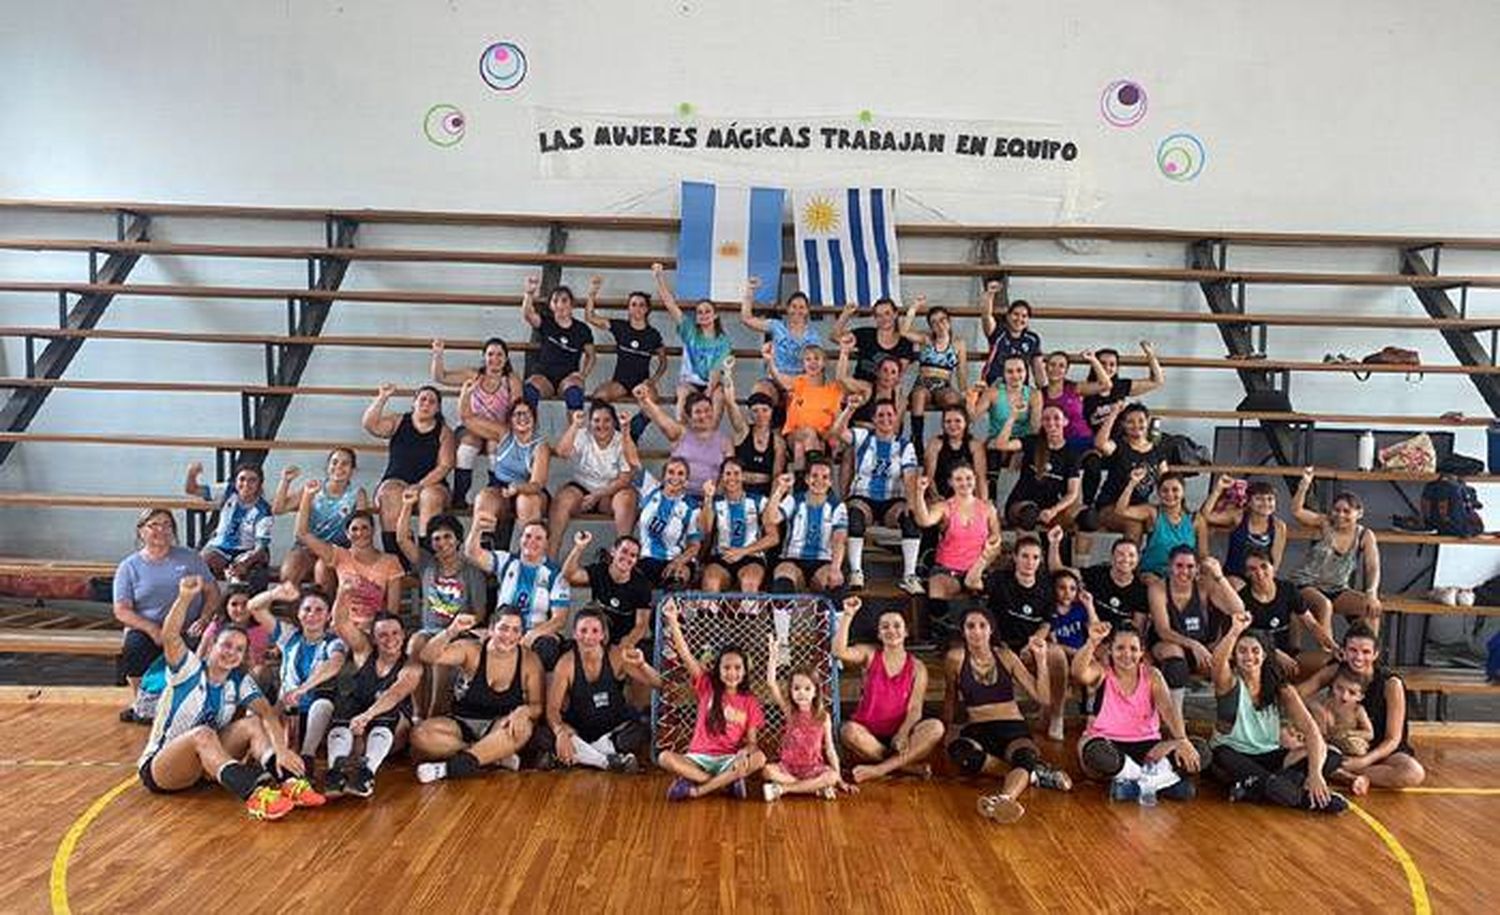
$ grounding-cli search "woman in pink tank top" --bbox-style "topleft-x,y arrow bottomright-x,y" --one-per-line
910,464 -> 1002,604
1072,622 -> 1203,799
833,596 -> 944,784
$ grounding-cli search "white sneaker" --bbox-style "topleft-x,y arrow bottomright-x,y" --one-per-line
847,569 -> 865,590
1457,588 -> 1476,607
1431,587 -> 1458,606
415,762 -> 447,784
819,786 -> 837,800
898,575 -> 925,595
499,754 -> 521,771
762,782 -> 782,803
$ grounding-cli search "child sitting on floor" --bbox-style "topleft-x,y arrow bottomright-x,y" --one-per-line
762,633 -> 853,802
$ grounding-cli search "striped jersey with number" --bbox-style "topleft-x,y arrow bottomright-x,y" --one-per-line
138,651 -> 262,766
489,550 -> 571,629
849,427 -> 918,501
777,494 -> 849,563
637,481 -> 701,561
710,494 -> 768,555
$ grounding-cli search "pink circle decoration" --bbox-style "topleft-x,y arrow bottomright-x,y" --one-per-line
1100,79 -> 1148,128
480,41 -> 527,91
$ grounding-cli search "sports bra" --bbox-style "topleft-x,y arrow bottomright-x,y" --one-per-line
734,429 -> 776,483
468,376 -> 513,424
958,648 -> 1015,707
451,644 -> 524,721
919,340 -> 958,375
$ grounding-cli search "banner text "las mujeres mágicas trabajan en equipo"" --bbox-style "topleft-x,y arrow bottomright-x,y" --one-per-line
539,122 -> 1079,163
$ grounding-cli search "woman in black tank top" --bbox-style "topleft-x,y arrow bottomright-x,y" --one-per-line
409,609 -> 542,782
725,376 -> 785,498
1148,548 -> 1243,695
925,406 -> 989,500
364,384 -> 456,556
324,596 -> 423,798
545,608 -> 662,771
941,608 -> 1071,823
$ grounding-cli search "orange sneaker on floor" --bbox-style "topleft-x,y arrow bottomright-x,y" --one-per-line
280,777 -> 327,808
246,786 -> 295,821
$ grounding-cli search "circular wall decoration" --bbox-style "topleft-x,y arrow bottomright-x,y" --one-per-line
423,104 -> 467,147
1100,79 -> 1148,127
1156,132 -> 1206,181
480,41 -> 527,91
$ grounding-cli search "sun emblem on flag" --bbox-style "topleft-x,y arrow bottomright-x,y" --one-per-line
717,240 -> 744,258
801,196 -> 840,234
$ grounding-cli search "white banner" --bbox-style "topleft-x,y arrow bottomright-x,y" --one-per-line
532,107 -> 1082,196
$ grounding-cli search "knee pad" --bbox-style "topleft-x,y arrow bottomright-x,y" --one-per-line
899,511 -> 921,539
1008,744 -> 1040,773
1081,737 -> 1125,779
563,385 -> 585,411
1075,507 -> 1101,532
456,442 -> 480,470
522,381 -> 542,409
1009,501 -> 1040,531
846,507 -> 867,537
628,412 -> 650,441
1162,656 -> 1191,689
947,737 -> 986,776
771,576 -> 797,594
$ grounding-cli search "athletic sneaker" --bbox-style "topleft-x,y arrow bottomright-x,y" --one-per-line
898,575 -> 925,595
280,777 -> 327,808
763,782 -> 783,803
535,751 -> 561,771
245,786 -> 295,821
729,778 -> 749,800
977,793 -> 1024,824
1030,763 -> 1073,792
666,777 -> 694,801
1228,775 -> 1261,804
322,767 -> 347,799
345,766 -> 375,799
847,569 -> 866,590
416,762 -> 448,784
818,786 -> 837,800
606,752 -> 639,774
1310,792 -> 1349,815
1108,778 -> 1141,802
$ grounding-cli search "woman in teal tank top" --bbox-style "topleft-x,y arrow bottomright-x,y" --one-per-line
1207,612 -> 1347,813
1110,471 -> 1211,579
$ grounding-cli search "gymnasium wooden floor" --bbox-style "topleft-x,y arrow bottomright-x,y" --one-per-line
3,696 -> 1496,914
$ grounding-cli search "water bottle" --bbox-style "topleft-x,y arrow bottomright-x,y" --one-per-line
1139,782 -> 1158,807
1357,430 -> 1376,471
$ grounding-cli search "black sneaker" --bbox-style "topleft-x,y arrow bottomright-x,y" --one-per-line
1309,791 -> 1348,815
346,766 -> 375,799
606,752 -> 639,774
1228,775 -> 1261,803
323,767 -> 347,799
535,751 -> 561,771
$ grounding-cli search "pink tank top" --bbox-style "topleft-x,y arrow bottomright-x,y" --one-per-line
935,498 -> 987,572
470,376 -> 513,424
1045,382 -> 1092,441
852,651 -> 916,739
778,709 -> 826,773
1084,666 -> 1162,743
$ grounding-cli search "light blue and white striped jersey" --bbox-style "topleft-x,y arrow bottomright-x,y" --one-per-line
637,478 -> 701,562
489,550 -> 570,629
778,494 -> 849,563
201,482 -> 274,555
271,620 -> 346,711
849,427 -> 918,501
138,651 -> 262,766
710,494 -> 768,556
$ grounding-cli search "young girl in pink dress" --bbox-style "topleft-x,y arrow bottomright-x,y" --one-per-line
762,633 -> 853,802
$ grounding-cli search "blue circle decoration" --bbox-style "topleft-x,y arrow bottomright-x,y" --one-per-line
1157,132 -> 1206,181
480,41 -> 527,91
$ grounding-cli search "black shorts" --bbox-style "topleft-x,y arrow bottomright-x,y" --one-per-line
776,557 -> 832,582
637,556 -> 695,585
960,719 -> 1033,759
138,753 -> 198,795
535,365 -> 582,389
121,628 -> 163,680
1096,737 -> 1160,766
847,495 -> 907,522
705,554 -> 767,578
451,714 -> 500,743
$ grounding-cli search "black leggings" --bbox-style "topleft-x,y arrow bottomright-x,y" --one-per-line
1209,745 -> 1343,807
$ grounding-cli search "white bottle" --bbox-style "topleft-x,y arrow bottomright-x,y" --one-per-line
1358,430 -> 1376,471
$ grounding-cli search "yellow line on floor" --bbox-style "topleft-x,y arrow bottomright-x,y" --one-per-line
50,775 -> 136,915
1349,801 -> 1432,915
1397,786 -> 1500,795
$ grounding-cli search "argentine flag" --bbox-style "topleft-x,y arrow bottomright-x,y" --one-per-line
793,188 -> 901,307
676,181 -> 785,305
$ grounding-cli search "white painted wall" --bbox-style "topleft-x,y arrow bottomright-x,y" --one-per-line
3,0 -> 1500,569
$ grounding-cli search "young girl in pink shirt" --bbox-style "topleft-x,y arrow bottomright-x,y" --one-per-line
762,633 -> 852,802
658,599 -> 767,800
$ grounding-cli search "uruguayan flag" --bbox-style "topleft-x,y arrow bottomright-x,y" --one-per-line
794,187 -> 900,307
676,181 -> 785,304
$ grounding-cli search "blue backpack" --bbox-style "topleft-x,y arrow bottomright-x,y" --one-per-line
1421,476 -> 1484,537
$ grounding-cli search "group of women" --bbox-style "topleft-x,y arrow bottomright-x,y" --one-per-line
112,272 -> 1426,819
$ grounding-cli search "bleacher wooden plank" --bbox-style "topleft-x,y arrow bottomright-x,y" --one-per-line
0,629 -> 120,655
0,492 -> 213,510
1394,667 -> 1499,695
8,198 -> 1500,249
1166,463 -> 1500,484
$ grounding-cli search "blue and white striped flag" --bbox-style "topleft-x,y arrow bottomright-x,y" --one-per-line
676,181 -> 785,304
793,187 -> 900,307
